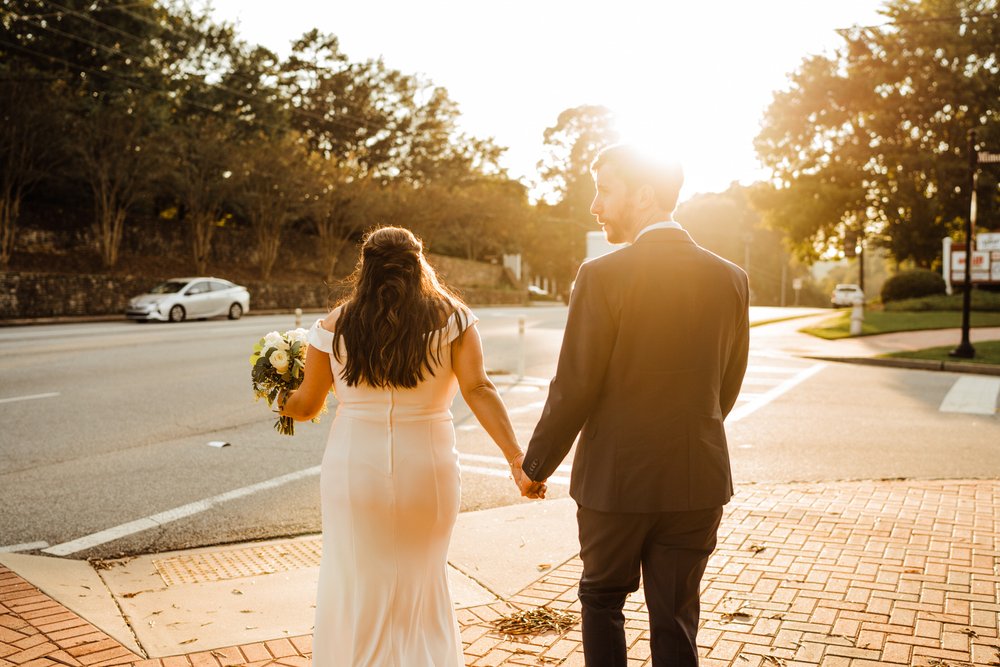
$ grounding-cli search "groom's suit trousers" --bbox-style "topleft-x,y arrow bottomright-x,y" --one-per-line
577,504 -> 723,667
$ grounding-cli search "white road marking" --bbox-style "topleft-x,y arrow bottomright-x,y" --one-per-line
0,541 -> 49,553
460,463 -> 570,486
43,466 -> 321,556
740,376 -> 787,386
745,365 -> 806,374
0,392 -> 60,405
458,400 -> 547,431
726,363 -> 826,424
461,452 -> 572,474
492,375 -> 551,387
939,376 -> 1000,415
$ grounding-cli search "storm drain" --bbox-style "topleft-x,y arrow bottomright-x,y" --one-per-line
153,537 -> 323,586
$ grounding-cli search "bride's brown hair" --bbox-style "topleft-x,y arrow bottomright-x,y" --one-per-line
333,226 -> 470,388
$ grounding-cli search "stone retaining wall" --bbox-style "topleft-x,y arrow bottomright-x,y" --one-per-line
0,272 -> 526,320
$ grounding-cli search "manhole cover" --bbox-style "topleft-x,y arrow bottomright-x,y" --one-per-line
153,538 -> 322,586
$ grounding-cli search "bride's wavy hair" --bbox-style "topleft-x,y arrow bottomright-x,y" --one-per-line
333,226 -> 469,389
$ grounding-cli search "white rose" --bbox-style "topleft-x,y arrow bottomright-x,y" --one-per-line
265,333 -> 290,352
269,349 -> 290,374
286,328 -> 308,345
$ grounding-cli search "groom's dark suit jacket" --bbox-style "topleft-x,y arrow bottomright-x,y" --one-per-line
523,227 -> 750,512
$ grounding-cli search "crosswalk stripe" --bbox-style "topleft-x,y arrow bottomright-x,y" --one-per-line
745,365 -> 806,374
461,452 -> 572,474
939,376 -> 1000,415
726,363 -> 826,424
460,463 -> 570,486
741,377 -> 788,386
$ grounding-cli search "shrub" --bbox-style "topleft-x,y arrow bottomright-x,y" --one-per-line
884,289 -> 1000,312
881,269 -> 946,303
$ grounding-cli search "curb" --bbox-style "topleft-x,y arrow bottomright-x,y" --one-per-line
0,309 -> 323,327
807,354 -> 1000,376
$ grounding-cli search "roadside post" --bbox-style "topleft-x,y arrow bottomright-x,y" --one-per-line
951,131 -> 999,359
850,302 -> 864,336
295,307 -> 302,328
517,316 -> 526,379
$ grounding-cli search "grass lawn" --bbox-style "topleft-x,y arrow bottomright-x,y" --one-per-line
801,309 -> 1000,340
885,340 -> 1000,365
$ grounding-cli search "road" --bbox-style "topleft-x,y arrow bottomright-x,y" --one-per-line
1,306 -> 997,560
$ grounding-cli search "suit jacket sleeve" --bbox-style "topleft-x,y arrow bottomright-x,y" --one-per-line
522,262 -> 617,482
720,273 -> 750,419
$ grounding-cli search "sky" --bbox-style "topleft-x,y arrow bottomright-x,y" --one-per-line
205,0 -> 887,201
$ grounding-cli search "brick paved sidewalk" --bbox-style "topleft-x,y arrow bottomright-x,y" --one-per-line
3,480 -> 999,667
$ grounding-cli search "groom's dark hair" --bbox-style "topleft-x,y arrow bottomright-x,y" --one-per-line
591,144 -> 684,212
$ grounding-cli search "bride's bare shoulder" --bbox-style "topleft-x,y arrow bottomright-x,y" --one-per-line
322,304 -> 344,332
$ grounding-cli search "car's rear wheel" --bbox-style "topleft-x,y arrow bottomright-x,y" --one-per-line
168,305 -> 186,323
228,303 -> 243,320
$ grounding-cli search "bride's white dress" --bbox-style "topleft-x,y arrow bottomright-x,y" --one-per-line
306,306 -> 475,667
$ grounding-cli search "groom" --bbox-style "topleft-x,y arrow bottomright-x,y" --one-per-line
521,144 -> 749,666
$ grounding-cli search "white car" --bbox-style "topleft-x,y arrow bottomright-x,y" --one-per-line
126,277 -> 250,322
831,283 -> 865,307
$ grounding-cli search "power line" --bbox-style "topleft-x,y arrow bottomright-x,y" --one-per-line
7,3 -> 485,176
6,0 -> 152,22
34,0 -> 392,135
2,38 -> 271,127
8,17 -> 400,149
2,37 -> 447,184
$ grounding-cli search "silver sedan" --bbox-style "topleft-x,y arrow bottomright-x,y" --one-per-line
126,277 -> 251,322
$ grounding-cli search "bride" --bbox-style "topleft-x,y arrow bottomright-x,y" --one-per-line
280,226 -> 545,666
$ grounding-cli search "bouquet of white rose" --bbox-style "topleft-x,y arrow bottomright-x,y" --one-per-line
250,328 -> 311,436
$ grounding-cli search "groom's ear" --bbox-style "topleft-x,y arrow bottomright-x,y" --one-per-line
634,183 -> 656,210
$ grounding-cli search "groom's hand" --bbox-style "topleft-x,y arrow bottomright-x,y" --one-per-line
509,454 -> 547,499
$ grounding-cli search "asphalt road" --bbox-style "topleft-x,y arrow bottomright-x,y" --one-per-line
0,306 -> 997,560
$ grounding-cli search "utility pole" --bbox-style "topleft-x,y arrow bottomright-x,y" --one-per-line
858,239 -> 865,295
950,129 -> 978,359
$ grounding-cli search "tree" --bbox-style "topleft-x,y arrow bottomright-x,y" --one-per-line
304,157 -> 386,282
755,0 -> 1000,267
531,105 -> 619,285
280,31 -> 409,176
235,132 -> 314,280
538,105 -> 619,217
0,72 -> 66,268
408,177 -> 532,261
677,184 -> 792,305
72,94 -> 167,268
166,115 -> 242,274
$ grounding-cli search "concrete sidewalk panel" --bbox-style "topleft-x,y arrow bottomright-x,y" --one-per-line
96,535 -> 321,656
0,551 -> 143,655
448,497 -> 580,600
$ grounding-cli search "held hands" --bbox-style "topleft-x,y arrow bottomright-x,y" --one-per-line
509,453 -> 547,500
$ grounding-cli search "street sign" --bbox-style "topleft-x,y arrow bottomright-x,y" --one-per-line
950,249 -> 997,283
978,233 -> 1000,251
978,151 -> 1000,164
792,278 -> 803,290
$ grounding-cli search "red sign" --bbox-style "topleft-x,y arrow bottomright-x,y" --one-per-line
951,249 -> 1000,283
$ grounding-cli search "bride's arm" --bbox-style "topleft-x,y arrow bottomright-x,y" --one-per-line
452,324 -> 522,464
281,341 -> 334,422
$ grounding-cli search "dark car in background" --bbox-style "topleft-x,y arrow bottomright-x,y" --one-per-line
126,277 -> 250,322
